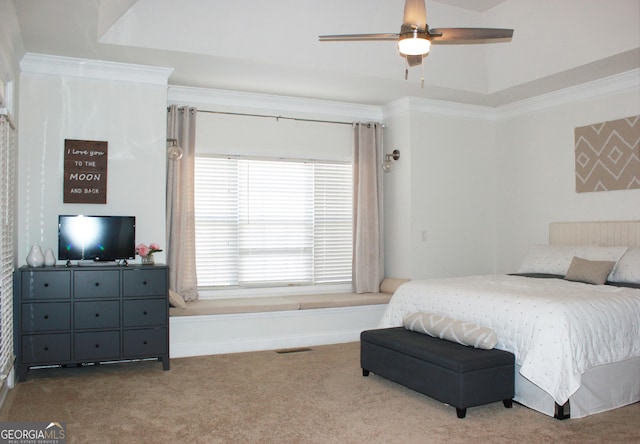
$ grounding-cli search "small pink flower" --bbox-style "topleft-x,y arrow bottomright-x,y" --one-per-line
136,244 -> 150,257
136,243 -> 162,258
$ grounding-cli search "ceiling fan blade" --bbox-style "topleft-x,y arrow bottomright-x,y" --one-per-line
403,0 -> 427,29
319,33 -> 399,42
429,28 -> 514,43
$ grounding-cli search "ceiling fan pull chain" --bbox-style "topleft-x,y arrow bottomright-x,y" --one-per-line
405,59 -> 409,81
421,56 -> 425,88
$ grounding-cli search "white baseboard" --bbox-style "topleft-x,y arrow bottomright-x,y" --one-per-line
169,305 -> 387,358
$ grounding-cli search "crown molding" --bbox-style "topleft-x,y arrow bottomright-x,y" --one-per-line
495,69 -> 640,119
20,52 -> 637,121
168,85 -> 383,122
20,53 -> 173,86
382,96 -> 495,121
382,69 -> 640,122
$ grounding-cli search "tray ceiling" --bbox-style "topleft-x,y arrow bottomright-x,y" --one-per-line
12,0 -> 640,107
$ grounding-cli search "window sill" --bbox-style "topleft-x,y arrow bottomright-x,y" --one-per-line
197,283 -> 354,300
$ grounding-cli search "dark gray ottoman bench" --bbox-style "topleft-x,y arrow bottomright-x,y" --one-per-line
361,327 -> 515,418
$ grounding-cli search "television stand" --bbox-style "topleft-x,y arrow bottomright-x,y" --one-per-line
76,260 -> 119,267
15,264 -> 170,381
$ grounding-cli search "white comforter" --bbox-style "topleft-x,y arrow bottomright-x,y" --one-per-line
379,274 -> 640,406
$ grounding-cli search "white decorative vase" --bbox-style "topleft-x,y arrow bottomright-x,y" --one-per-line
44,248 -> 56,266
26,244 -> 45,267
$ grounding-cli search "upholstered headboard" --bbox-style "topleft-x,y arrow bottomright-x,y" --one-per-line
549,221 -> 640,247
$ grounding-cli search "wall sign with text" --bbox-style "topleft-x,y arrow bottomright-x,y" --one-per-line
63,139 -> 108,204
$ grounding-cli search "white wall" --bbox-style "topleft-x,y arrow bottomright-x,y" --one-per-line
383,100 -> 497,280
381,112 -> 412,279
17,56 -> 171,266
170,85 -> 382,163
0,0 -> 22,109
409,111 -> 497,279
195,113 -> 352,161
14,57 -> 640,280
382,73 -> 640,281
494,82 -> 640,272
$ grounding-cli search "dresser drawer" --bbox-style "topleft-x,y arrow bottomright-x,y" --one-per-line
21,334 -> 71,363
122,269 -> 167,297
73,270 -> 120,299
74,301 -> 120,329
123,299 -> 167,327
21,302 -> 70,332
74,331 -> 120,361
21,270 -> 71,300
123,328 -> 167,357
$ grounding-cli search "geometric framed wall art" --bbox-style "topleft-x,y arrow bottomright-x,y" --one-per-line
574,115 -> 640,193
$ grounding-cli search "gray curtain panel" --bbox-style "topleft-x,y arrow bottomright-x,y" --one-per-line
352,122 -> 384,293
166,105 -> 199,301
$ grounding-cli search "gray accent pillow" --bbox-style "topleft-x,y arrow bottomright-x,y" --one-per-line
564,256 -> 616,285
403,312 -> 498,350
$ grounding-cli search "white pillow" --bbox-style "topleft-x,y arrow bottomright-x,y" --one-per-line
403,312 -> 498,350
580,246 -> 628,280
579,245 -> 628,261
169,289 -> 187,308
517,245 -> 582,275
517,245 -> 628,277
610,248 -> 640,284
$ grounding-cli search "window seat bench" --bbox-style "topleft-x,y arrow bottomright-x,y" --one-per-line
169,291 -> 394,317
168,278 -> 409,358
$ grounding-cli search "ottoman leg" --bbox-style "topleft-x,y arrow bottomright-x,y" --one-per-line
503,399 -> 513,408
362,369 -> 370,377
456,407 -> 467,419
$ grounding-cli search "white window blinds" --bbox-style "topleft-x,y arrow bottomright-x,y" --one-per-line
194,156 -> 352,288
0,111 -> 15,384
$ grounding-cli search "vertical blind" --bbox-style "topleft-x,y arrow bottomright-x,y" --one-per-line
194,155 -> 353,288
0,111 -> 15,384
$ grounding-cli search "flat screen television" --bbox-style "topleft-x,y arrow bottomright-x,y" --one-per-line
58,215 -> 136,262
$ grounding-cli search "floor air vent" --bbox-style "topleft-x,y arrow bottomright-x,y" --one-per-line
275,347 -> 313,354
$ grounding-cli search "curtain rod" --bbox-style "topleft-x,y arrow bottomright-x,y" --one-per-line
196,109 -> 383,127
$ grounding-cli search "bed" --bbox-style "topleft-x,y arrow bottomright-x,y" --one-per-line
378,221 -> 640,419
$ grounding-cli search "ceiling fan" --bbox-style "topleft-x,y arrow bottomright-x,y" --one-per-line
319,0 -> 513,86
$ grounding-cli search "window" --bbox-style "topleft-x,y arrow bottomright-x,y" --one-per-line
194,155 -> 352,290
0,110 -> 15,386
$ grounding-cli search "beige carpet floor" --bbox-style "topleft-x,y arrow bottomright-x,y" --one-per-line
1,341 -> 639,443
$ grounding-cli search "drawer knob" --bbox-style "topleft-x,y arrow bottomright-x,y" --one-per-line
94,344 -> 100,348
43,315 -> 49,320
142,281 -> 148,285
143,340 -> 148,345
44,283 -> 49,288
44,346 -> 49,351
94,282 -> 100,287
95,313 -> 100,317
143,311 -> 148,315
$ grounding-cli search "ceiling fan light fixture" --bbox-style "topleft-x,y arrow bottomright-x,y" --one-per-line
398,33 -> 431,56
